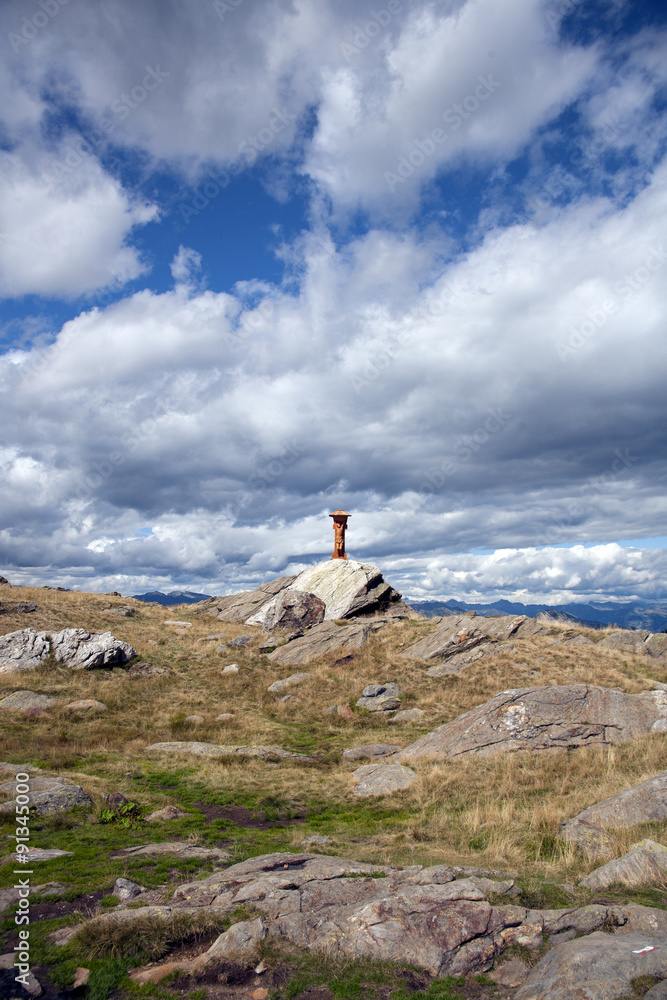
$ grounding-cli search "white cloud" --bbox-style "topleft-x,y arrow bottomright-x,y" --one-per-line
0,139 -> 156,298
170,246 -> 202,286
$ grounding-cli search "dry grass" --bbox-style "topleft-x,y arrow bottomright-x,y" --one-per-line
1,584 -> 666,888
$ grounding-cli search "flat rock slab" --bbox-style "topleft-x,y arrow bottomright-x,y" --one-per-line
162,851 -> 633,978
342,744 -> 402,761
352,763 -> 417,796
64,699 -> 107,713
201,577 -> 296,622
110,842 -> 230,861
426,643 -> 497,676
515,931 -> 667,1000
390,709 -> 425,723
395,685 -> 667,762
9,848 -> 73,862
145,741 -> 318,762
0,691 -> 58,712
267,620 -> 374,666
560,770 -> 667,855
0,776 -> 91,816
401,615 -> 544,663
267,672 -> 313,693
579,839 -> 667,890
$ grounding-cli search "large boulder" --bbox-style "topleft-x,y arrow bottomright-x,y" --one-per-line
0,776 -> 91,816
0,691 -> 58,713
395,685 -> 667,762
267,620 -> 375,666
514,931 -> 667,1000
0,627 -> 135,674
352,763 -> 417,797
284,560 -> 402,620
0,628 -> 50,673
560,770 -> 667,855
49,629 -> 135,669
247,589 -> 325,632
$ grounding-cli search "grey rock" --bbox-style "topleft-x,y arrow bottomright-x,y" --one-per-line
221,663 -> 239,674
10,848 -> 73,862
0,576 -> 10,585
598,629 -> 651,655
215,713 -> 235,722
402,615 -> 532,662
145,806 -> 188,822
390,709 -> 425,723
299,835 -> 331,848
488,957 -> 531,987
246,589 -> 325,631
197,916 -> 266,965
0,953 -> 43,996
579,840 -> 667,889
560,770 -> 667,855
342,743 -> 402,761
50,628 -> 136,669
201,576 -> 297,622
615,903 -> 667,936
514,931 -> 667,1000
63,699 -> 107,713
426,642 -> 497,676
352,763 -> 417,796
0,775 -> 91,816
145,740 -> 318,762
356,682 -> 401,712
0,601 -> 39,615
0,628 -> 50,673
281,559 -> 403,620
645,982 -> 667,1000
268,672 -> 313,693
267,620 -> 375,666
395,685 -> 667,763
0,691 -> 58,713
110,842 -> 230,862
227,634 -> 254,648
114,878 -> 145,901
183,714 -> 204,725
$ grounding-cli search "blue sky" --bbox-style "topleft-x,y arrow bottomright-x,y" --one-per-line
1,0 -> 666,603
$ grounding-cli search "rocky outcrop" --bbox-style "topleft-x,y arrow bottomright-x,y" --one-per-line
395,685 -> 667,762
0,627 -> 135,674
110,842 -> 230,862
560,770 -> 667,855
579,839 -> 667,889
514,931 -> 667,1000
401,614 -> 548,664
198,576 -> 297,622
246,590 -> 325,632
130,917 -> 267,984
267,620 -> 376,666
0,775 -> 91,816
0,629 -> 51,673
282,560 -> 403,620
599,629 -> 667,661
144,741 -> 318,762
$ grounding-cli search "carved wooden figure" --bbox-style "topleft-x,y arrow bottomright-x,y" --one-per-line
329,510 -> 350,560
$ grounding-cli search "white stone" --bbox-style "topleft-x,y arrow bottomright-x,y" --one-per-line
222,663 -> 239,674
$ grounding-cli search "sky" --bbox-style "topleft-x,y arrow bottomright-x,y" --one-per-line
1,0 -> 666,605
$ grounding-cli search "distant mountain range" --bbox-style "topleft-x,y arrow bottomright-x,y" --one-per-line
408,598 -> 667,632
131,590 -> 212,606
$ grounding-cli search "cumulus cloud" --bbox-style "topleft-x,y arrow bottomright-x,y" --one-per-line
0,139 -> 156,299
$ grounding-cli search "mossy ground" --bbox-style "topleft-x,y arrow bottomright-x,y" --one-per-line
0,585 -> 666,997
